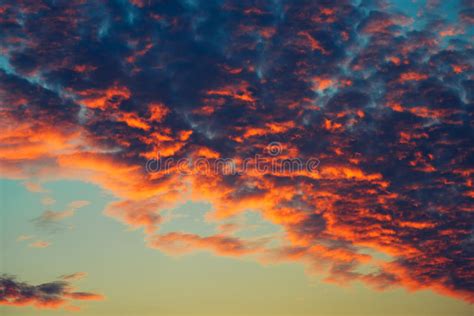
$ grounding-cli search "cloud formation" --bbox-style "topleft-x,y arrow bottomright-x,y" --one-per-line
32,200 -> 90,232
28,240 -> 50,248
0,0 -> 473,304
59,272 -> 88,282
0,275 -> 103,311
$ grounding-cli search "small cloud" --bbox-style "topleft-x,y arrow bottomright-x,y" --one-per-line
32,209 -> 76,233
23,182 -> 47,193
41,197 -> 56,206
66,292 -> 103,300
32,200 -> 89,232
59,272 -> 88,281
16,235 -> 34,242
0,275 -> 104,310
68,200 -> 90,209
29,240 -> 51,248
33,210 -> 75,232
33,198 -> 90,231
42,210 -> 75,221
217,223 -> 241,234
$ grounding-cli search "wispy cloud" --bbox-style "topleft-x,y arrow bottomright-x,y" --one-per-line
23,182 -> 47,193
32,210 -> 75,233
32,200 -> 90,232
59,272 -> 88,281
41,197 -> 56,206
28,240 -> 51,248
16,235 -> 33,242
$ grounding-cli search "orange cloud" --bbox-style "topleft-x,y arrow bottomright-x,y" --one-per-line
398,72 -> 428,82
73,85 -> 131,110
29,240 -> 51,248
297,31 -> 329,55
207,81 -> 256,102
0,276 -> 104,311
148,232 -> 266,256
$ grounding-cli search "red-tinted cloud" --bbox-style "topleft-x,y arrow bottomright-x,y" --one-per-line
0,0 -> 473,304
0,275 -> 104,311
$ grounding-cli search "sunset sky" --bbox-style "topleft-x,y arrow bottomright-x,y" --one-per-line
1,0 -> 473,315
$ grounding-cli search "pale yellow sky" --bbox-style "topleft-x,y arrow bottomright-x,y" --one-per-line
1,179 -> 472,316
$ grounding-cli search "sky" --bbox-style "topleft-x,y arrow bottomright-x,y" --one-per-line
0,0 -> 473,315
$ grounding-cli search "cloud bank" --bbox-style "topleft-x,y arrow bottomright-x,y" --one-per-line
0,0 -> 473,304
